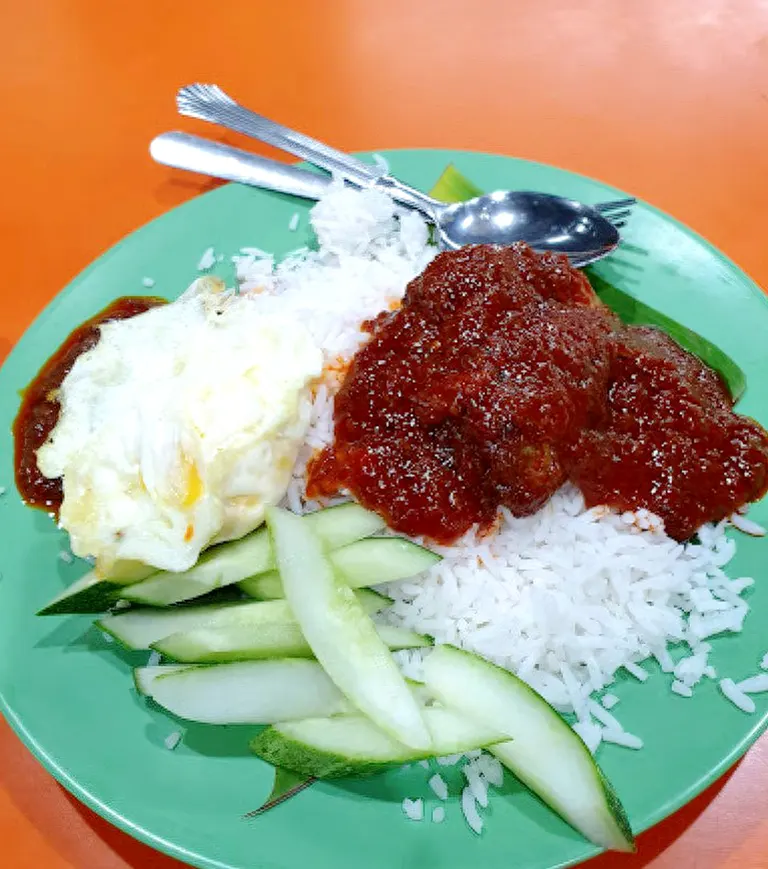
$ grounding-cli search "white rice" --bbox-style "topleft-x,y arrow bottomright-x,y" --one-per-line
601,693 -> 619,710
736,674 -> 768,694
100,630 -> 114,644
196,247 -> 216,271
719,678 -> 756,713
402,798 -> 423,821
141,276 -> 156,288
671,680 -> 693,698
147,650 -> 161,668
436,754 -> 463,767
601,729 -> 643,750
474,754 -> 504,787
288,212 -> 300,232
428,773 -> 449,800
461,786 -> 483,834
432,806 -> 446,824
573,719 -> 602,754
382,489 -> 749,720
623,662 -> 648,682
730,513 -> 766,536
462,762 -> 489,807
761,653 -> 768,671
0,486 -> 6,496
164,730 -> 182,750
58,549 -> 73,564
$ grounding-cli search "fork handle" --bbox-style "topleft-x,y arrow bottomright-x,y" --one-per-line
177,84 -> 379,187
150,132 -> 333,200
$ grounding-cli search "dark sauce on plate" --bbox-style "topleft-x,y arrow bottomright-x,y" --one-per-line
13,296 -> 165,514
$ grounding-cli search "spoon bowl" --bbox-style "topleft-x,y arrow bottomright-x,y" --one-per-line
436,191 -> 620,266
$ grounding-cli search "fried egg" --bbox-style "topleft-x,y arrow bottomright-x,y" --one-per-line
37,277 -> 322,576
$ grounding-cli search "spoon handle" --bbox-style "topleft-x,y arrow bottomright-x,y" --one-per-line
177,84 -> 379,187
150,132 -> 333,200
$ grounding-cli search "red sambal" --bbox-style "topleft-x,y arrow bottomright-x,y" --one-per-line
13,296 -> 165,513
307,244 -> 768,543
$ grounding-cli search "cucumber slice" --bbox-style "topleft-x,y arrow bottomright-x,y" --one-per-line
422,646 -> 635,853
98,589 -> 389,651
302,501 -> 385,549
140,659 -> 351,724
121,528 -> 273,607
133,664 -> 193,696
239,538 -> 440,600
330,537 -> 439,585
238,571 -> 284,600
38,571 -> 124,616
120,503 -> 385,608
153,623 -> 432,663
251,708 -> 504,778
266,507 -> 431,751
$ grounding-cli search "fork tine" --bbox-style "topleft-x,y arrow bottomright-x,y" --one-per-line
595,197 -> 636,213
602,208 -> 633,223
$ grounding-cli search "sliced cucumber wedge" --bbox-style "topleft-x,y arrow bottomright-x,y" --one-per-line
154,622 -> 432,663
98,588 -> 389,651
133,664 -> 193,696
266,506 -> 431,751
251,708 -> 504,778
239,537 -> 440,600
422,646 -> 635,853
238,571 -> 284,600
121,528 -> 273,607
331,537 -> 440,585
140,659 -> 351,724
119,503 -> 385,608
38,571 -> 125,616
302,501 -> 385,549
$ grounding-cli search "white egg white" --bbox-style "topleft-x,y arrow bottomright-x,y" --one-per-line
37,278 -> 323,575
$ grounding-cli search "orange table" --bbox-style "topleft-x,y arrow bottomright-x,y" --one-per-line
3,1 -> 768,866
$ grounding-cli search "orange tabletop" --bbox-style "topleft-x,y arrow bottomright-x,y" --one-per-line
3,1 -> 768,866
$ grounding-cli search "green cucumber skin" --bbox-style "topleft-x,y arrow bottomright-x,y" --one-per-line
251,727 -> 409,779
38,582 -> 121,615
118,503 -> 387,608
152,623 -> 432,664
424,646 -> 635,854
121,529 -> 273,607
266,507 -> 431,751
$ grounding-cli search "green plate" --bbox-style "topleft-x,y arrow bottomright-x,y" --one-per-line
1,150 -> 767,869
